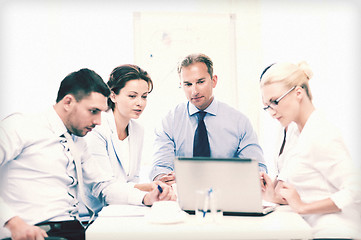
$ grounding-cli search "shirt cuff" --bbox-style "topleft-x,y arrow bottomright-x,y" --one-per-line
127,183 -> 147,206
0,201 -> 17,228
258,163 -> 268,173
330,190 -> 354,210
150,166 -> 172,181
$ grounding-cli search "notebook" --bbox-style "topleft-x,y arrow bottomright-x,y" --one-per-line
174,157 -> 276,216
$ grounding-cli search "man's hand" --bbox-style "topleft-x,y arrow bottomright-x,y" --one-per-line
5,216 -> 48,240
142,181 -> 177,206
154,171 -> 176,185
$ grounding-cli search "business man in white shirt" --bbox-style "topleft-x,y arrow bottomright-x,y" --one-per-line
0,69 -> 174,240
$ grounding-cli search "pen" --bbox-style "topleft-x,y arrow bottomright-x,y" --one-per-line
157,184 -> 163,193
261,177 -> 266,186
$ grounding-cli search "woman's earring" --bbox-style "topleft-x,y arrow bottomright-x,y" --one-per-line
110,92 -> 117,103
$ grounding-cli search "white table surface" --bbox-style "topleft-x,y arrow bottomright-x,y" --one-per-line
86,205 -> 312,240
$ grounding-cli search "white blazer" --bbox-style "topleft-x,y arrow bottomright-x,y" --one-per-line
80,110 -> 145,215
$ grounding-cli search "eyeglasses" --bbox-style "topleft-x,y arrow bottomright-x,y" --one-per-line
263,86 -> 296,112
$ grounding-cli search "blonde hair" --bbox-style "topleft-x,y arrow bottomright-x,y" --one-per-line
260,61 -> 313,100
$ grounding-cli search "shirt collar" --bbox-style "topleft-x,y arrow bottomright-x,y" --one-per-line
104,109 -> 116,134
104,109 -> 133,136
47,106 -> 69,137
188,98 -> 218,117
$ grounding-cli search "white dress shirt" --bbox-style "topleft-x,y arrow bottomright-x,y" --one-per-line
278,110 -> 361,239
274,122 -> 299,175
0,108 -> 146,238
0,109 -> 78,238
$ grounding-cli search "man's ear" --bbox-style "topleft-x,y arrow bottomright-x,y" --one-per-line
212,75 -> 218,88
63,94 -> 75,111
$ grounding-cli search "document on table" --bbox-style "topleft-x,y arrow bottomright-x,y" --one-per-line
98,204 -> 151,217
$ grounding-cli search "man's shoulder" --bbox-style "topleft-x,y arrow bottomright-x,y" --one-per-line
157,102 -> 189,132
164,102 -> 188,118
173,102 -> 188,111
2,112 -> 25,122
1,111 -> 42,128
0,111 -> 51,145
216,100 -> 247,118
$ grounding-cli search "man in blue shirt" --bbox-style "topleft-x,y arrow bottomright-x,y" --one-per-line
150,53 -> 266,183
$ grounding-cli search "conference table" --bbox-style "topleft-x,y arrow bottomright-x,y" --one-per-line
86,204 -> 313,240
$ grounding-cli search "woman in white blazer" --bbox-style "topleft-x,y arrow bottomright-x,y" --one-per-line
259,61 -> 361,239
80,64 -> 176,218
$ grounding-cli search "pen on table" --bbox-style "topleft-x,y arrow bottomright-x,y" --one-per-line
157,184 -> 163,193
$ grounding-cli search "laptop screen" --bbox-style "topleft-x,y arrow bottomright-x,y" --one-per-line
174,157 -> 273,216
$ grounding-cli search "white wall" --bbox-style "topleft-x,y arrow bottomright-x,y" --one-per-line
0,0 -> 198,118
1,0 -> 360,178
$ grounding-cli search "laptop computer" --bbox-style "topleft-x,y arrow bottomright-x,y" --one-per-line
174,157 -> 276,216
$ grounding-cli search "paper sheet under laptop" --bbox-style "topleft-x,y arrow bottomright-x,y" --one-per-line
174,157 -> 276,216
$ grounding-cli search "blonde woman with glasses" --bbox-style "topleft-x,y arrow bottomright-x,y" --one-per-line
259,61 -> 361,239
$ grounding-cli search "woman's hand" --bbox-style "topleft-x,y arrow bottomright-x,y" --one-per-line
273,180 -> 288,205
260,173 -> 287,205
142,181 -> 177,206
135,182 -> 158,192
260,172 -> 276,202
279,182 -> 305,213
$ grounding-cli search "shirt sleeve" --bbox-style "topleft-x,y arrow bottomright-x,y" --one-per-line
314,130 -> 361,210
0,113 -> 25,167
149,114 -> 176,180
235,116 -> 267,173
0,198 -> 17,228
82,155 -> 147,206
316,138 -> 361,209
81,128 -> 147,206
98,181 -> 147,206
0,113 -> 25,227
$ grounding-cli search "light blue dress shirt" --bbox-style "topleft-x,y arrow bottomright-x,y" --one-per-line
150,99 -> 266,180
